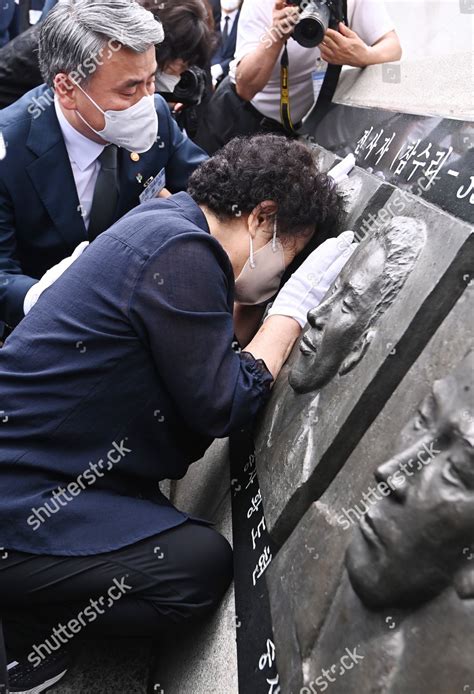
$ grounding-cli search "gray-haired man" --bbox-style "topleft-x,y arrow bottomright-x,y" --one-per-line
0,0 -> 207,333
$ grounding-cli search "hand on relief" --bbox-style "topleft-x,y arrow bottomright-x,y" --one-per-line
267,231 -> 358,327
23,241 -> 89,315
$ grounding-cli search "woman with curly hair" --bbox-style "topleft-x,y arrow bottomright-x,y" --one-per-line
188,134 -> 350,343
0,134 -> 352,693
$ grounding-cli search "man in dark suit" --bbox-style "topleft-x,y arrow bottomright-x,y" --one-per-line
0,0 -> 207,332
209,0 -> 242,86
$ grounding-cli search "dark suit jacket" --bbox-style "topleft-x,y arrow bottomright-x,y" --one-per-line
0,0 -> 16,47
40,0 -> 56,18
0,192 -> 272,555
0,84 -> 207,328
211,5 -> 241,78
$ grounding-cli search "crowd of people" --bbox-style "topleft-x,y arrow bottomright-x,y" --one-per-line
0,1 -> 401,692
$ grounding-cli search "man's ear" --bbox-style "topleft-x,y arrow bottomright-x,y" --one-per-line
454,563 -> 474,599
54,73 -> 78,110
339,328 -> 375,376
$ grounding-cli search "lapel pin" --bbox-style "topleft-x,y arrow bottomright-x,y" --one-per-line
136,173 -> 143,183
130,152 -> 140,162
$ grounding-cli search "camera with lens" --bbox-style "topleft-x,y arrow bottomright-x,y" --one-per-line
157,66 -> 209,139
166,66 -> 207,108
287,0 -> 344,48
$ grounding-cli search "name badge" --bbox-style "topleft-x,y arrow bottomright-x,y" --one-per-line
139,168 -> 166,204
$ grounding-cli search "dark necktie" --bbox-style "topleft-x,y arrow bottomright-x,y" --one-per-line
18,0 -> 31,34
88,144 -> 120,241
222,15 -> 230,43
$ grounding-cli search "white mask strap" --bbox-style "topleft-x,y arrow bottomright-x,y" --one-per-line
70,77 -> 106,116
272,217 -> 278,252
249,234 -> 256,269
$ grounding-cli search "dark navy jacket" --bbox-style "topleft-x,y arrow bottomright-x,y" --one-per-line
40,0 -> 56,18
0,1 -> 16,47
0,84 -> 207,329
0,193 -> 272,556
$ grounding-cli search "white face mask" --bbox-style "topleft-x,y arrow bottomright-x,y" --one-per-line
155,71 -> 182,93
74,82 -> 158,153
234,221 -> 286,305
221,0 -> 239,11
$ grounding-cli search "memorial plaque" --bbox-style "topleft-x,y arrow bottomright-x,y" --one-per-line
301,105 -> 474,224
256,192 -> 473,544
265,289 -> 474,693
229,430 -> 281,694
300,143 -> 395,234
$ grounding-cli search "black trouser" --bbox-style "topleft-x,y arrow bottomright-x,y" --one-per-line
0,520 -> 233,685
194,76 -> 299,155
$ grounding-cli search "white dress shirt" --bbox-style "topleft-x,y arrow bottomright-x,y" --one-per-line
234,0 -> 395,123
54,98 -> 105,230
220,7 -> 239,36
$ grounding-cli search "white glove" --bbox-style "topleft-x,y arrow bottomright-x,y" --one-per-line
266,231 -> 357,328
210,63 -> 224,87
23,241 -> 89,315
327,154 -> 356,185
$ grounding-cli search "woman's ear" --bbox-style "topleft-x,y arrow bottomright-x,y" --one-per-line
247,208 -> 259,240
248,200 -> 278,238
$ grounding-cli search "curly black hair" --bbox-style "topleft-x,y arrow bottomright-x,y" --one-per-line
187,135 -> 345,238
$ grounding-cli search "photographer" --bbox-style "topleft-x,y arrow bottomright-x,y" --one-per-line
140,0 -> 217,139
195,0 -> 401,153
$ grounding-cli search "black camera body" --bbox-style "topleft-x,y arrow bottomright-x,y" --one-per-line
287,0 -> 344,48
157,66 -> 210,139
169,66 -> 207,107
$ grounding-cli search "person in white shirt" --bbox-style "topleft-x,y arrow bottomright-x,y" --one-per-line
235,0 -> 401,125
194,0 -> 401,153
235,0 -> 401,123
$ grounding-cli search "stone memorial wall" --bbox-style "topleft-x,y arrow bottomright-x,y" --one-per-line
244,108 -> 473,694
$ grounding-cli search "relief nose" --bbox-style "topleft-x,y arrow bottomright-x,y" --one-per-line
307,307 -> 325,330
375,457 -> 408,502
